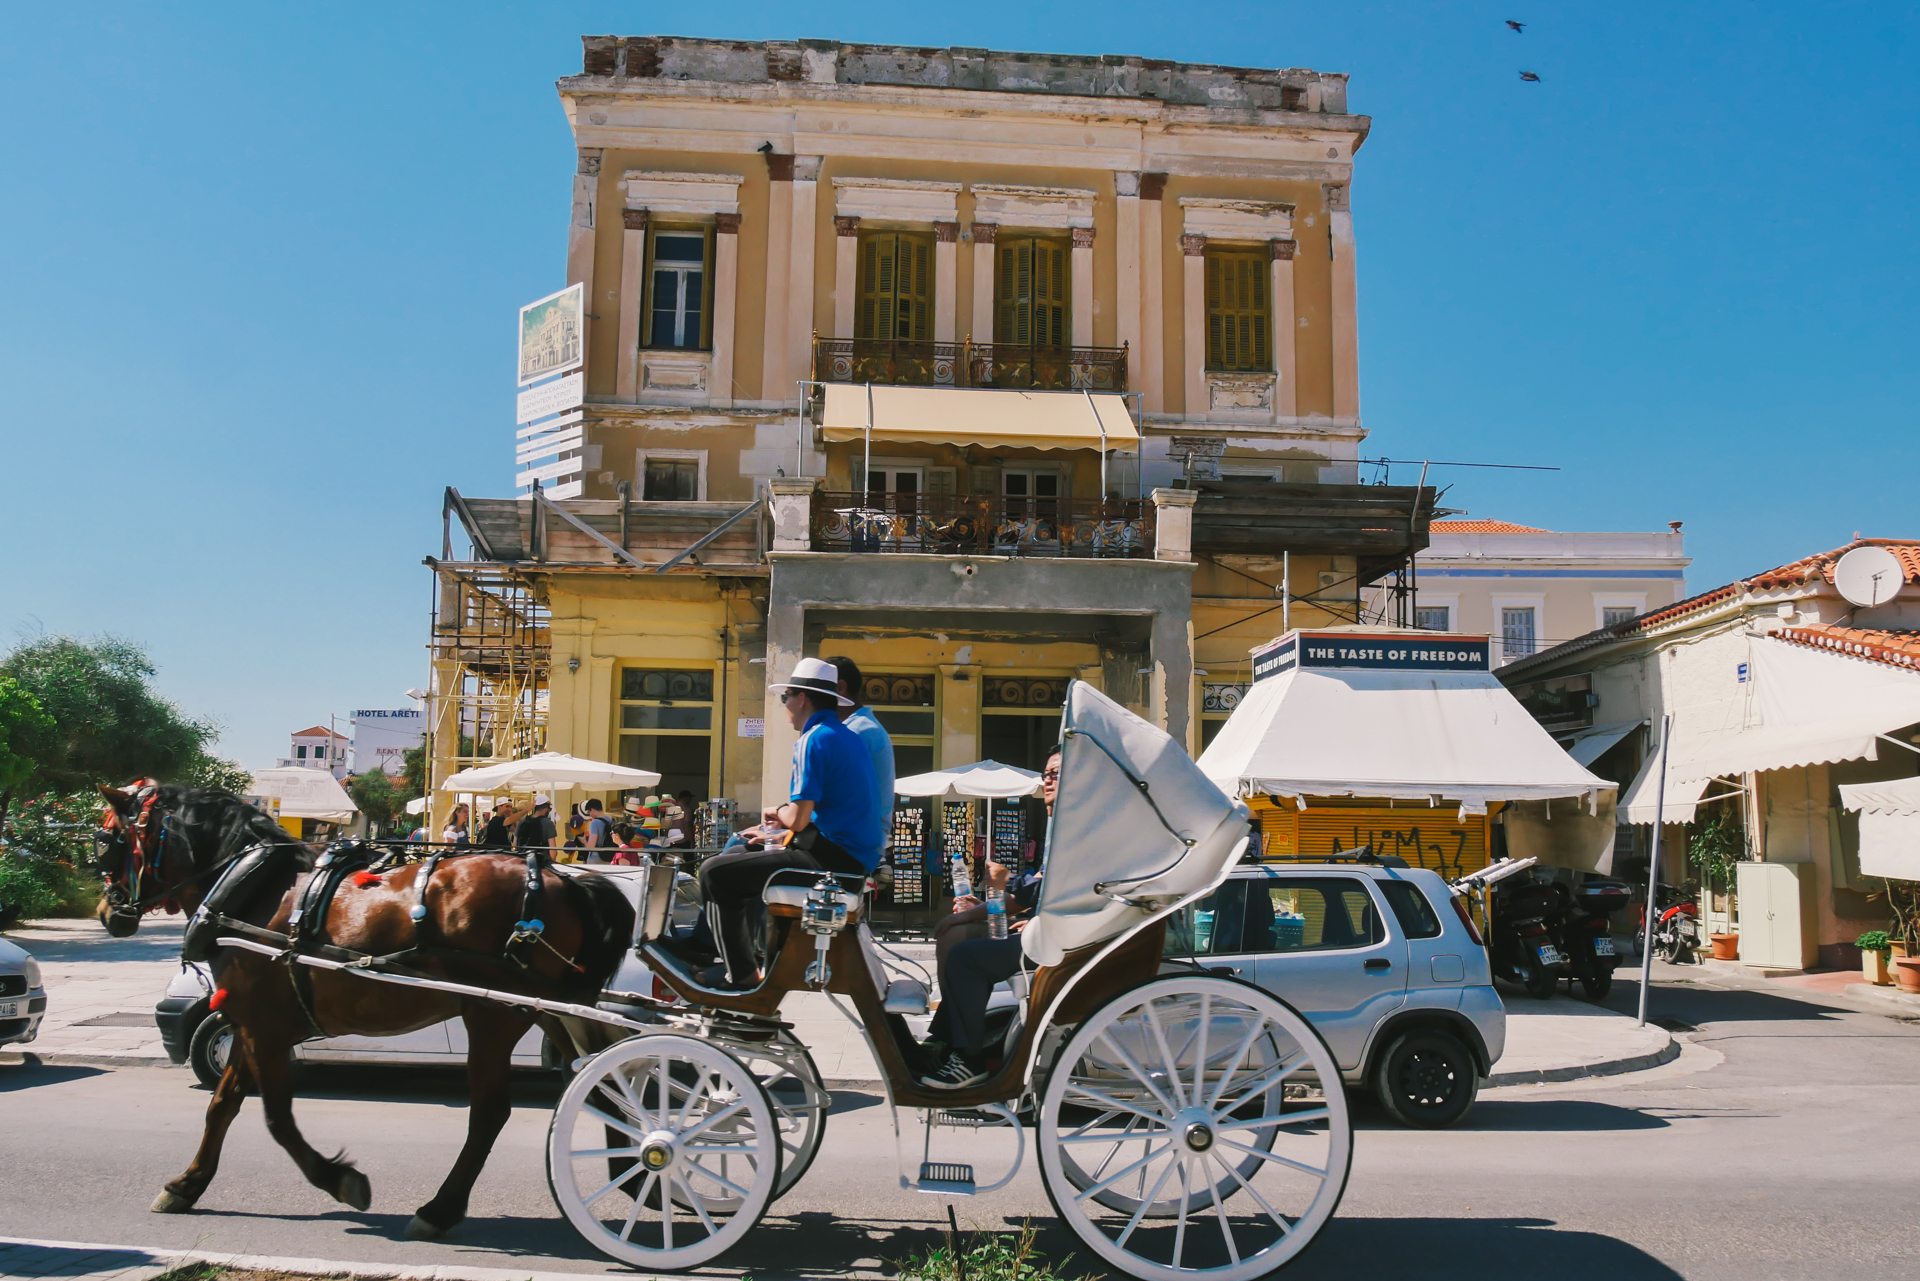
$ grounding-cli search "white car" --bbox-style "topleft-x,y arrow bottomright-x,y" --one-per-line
1,936 -> 49,1048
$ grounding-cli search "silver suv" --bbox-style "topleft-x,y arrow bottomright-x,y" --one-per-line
1163,861 -> 1505,1128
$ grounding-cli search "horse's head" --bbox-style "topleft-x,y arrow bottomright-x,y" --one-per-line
94,779 -> 180,936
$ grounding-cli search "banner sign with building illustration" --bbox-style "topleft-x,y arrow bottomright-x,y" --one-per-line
517,284 -> 584,385
514,284 -> 587,500
1252,631 -> 1491,681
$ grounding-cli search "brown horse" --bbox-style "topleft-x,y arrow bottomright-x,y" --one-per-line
95,783 -> 634,1239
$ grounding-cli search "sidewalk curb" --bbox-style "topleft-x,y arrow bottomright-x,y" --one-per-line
1841,982 -> 1920,1015
0,1235 -> 589,1281
1484,1029 -> 1679,1087
0,1049 -> 177,1070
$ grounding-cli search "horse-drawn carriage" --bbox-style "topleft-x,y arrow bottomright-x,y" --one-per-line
98,683 -> 1353,1280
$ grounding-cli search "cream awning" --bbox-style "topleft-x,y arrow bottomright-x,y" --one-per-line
1618,750 -> 1711,826
1839,776 -> 1920,880
819,384 -> 1138,452
1554,720 -> 1643,767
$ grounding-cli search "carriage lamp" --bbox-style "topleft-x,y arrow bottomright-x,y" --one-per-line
801,875 -> 851,989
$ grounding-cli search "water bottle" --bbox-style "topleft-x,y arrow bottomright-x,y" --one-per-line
986,887 -> 1008,939
950,853 -> 973,900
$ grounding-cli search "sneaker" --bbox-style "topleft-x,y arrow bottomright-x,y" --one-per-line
695,965 -> 759,992
920,1052 -> 988,1090
909,1039 -> 950,1075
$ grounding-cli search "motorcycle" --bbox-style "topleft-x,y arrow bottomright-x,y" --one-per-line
1488,870 -> 1565,1000
1553,875 -> 1632,1000
1647,883 -> 1700,964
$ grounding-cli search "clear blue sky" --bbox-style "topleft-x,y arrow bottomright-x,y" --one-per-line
4,3 -> 1916,768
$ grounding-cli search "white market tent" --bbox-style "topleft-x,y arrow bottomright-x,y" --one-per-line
1196,654 -> 1609,817
440,752 -> 661,794
248,768 -> 358,825
1839,775 -> 1920,880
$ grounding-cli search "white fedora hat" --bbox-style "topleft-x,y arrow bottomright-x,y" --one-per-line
768,656 -> 854,707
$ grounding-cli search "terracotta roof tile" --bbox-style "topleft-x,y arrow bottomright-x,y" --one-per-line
1428,519 -> 1549,533
290,725 -> 347,739
1747,538 -> 1920,591
1777,625 -> 1920,672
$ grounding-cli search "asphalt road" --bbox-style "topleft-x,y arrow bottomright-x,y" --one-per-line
3,968 -> 1918,1280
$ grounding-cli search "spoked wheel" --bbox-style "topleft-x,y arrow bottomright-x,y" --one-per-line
703,1028 -> 829,1204
1038,975 -> 1352,1281
547,1034 -> 779,1271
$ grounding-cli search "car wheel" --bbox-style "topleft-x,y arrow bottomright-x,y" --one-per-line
1373,1029 -> 1478,1129
188,1011 -> 236,1089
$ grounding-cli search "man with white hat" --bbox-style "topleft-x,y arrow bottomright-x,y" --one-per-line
512,793 -> 559,853
694,656 -> 883,990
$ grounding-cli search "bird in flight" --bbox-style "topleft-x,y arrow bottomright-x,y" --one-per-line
1519,71 -> 1541,82
1507,20 -> 1526,32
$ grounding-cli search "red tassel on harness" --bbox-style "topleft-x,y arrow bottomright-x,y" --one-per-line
351,871 -> 381,888
208,988 -> 229,1012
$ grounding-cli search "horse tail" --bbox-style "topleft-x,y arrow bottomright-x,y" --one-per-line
559,870 -> 636,993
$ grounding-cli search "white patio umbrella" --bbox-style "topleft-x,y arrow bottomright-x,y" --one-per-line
439,751 -> 661,794
894,760 -> 1044,876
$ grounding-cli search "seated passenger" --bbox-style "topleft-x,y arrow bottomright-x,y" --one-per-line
920,747 -> 1059,1089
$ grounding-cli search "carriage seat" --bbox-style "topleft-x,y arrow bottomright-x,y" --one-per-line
761,883 -> 864,917
884,977 -> 930,1015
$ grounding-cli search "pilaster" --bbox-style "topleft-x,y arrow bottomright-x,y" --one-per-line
567,149 -> 603,376
937,665 -> 983,769
786,157 -> 822,400
761,155 -> 794,405
1114,175 -> 1142,393
712,213 -> 740,407
833,215 -> 860,340
1180,233 -> 1208,418
1070,226 -> 1096,349
1151,487 -> 1197,563
1138,174 -> 1167,413
1270,238 -> 1298,421
615,207 -> 648,403
970,222 -> 997,343
934,221 -> 960,343
1324,183 -> 1359,421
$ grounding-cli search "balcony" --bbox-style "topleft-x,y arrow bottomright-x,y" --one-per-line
809,491 -> 1153,558
812,337 -> 1128,392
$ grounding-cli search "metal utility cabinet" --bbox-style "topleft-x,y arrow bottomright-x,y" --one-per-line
1735,862 -> 1818,970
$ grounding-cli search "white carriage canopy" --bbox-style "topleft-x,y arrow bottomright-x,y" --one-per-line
1839,775 -> 1920,881
1025,682 -> 1249,967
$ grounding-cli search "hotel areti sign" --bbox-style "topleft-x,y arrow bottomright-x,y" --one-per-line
514,284 -> 588,500
1252,631 -> 1492,682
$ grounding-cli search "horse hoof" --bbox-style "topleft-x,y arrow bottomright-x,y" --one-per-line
405,1215 -> 448,1241
333,1169 -> 372,1212
151,1189 -> 196,1214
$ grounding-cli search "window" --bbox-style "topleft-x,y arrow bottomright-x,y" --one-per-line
856,232 -> 933,342
617,668 -> 715,805
1204,249 -> 1271,371
995,237 -> 1069,349
1173,877 -> 1384,956
1378,881 -> 1442,939
295,745 -> 307,760
1414,605 -> 1451,633
644,458 -> 699,502
645,229 -> 711,350
1501,607 -> 1537,660
1602,606 -> 1637,628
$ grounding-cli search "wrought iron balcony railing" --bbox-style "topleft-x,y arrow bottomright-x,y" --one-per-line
812,337 -> 1128,392
810,492 -> 1153,559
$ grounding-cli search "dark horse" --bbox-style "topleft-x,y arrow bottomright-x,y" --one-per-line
95,783 -> 633,1239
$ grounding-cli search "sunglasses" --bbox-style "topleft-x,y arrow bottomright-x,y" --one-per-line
780,689 -> 810,704
1042,769 -> 1060,781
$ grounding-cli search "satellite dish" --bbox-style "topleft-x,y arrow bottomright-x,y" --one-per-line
1832,545 -> 1905,608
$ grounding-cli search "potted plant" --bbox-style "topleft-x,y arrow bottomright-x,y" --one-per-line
1878,880 -> 1920,993
1688,810 -> 1745,962
1857,931 -> 1894,986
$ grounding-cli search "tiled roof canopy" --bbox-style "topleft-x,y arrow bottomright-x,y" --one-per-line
1778,625 -> 1920,671
1428,520 -> 1549,534
1501,537 -> 1920,676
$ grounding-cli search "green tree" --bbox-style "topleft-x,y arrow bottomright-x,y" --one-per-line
183,752 -> 254,796
348,769 -> 400,831
0,677 -> 57,801
0,636 -> 213,803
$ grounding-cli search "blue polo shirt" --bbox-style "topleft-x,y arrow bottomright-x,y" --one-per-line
789,709 -> 885,871
841,705 -> 895,844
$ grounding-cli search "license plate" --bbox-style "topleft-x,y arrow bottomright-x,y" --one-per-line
0,1000 -> 17,1019
1536,945 -> 1563,966
1593,938 -> 1616,957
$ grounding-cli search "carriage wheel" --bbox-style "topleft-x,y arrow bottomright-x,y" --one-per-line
699,1029 -> 829,1205
546,1035 -> 779,1271
1037,975 -> 1352,1281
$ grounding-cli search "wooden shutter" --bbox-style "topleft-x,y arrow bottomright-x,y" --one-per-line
856,234 -> 899,341
1205,250 -> 1271,371
925,466 -> 957,496
996,238 -> 1070,348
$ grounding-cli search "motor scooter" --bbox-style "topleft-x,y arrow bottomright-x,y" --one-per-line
1553,875 -> 1632,1000
1647,883 -> 1700,964
1483,870 -> 1564,999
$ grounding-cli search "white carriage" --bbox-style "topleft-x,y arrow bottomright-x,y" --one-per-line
544,680 -> 1355,1278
